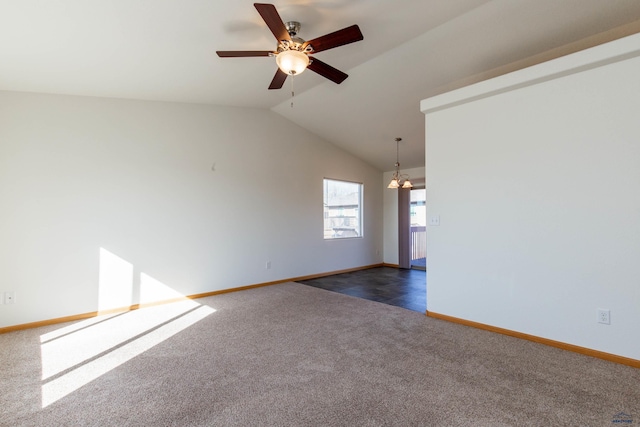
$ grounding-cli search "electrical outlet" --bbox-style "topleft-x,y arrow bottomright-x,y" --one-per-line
4,292 -> 16,305
429,215 -> 440,226
265,261 -> 271,270
597,308 -> 610,325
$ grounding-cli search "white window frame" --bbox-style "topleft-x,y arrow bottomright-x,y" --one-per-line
323,178 -> 363,240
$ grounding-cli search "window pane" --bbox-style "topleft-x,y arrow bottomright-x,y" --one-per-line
410,189 -> 426,226
323,179 -> 363,239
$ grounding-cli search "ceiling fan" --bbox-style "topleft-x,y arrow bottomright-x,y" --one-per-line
216,3 -> 363,90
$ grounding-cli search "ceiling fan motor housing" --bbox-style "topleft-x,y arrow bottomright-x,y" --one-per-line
278,22 -> 312,54
285,21 -> 301,37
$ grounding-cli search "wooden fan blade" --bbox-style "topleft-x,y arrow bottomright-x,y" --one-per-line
217,50 -> 273,57
302,25 -> 363,53
254,3 -> 291,42
307,58 -> 348,84
269,69 -> 288,90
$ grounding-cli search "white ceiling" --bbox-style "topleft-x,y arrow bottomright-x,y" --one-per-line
2,0 -> 640,171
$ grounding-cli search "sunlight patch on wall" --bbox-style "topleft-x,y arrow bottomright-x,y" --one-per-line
140,272 -> 187,305
97,248 -> 133,313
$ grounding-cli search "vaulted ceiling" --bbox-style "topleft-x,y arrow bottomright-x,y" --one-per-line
2,0 -> 640,171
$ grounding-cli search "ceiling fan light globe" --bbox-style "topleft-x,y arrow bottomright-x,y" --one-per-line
276,50 -> 309,75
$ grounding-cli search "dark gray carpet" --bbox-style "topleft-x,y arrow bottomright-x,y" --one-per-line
1,282 -> 638,426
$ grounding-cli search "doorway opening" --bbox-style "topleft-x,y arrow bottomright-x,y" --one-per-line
410,188 -> 426,270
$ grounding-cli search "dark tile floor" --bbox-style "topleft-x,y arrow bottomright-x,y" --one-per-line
297,267 -> 426,313
412,257 -> 426,269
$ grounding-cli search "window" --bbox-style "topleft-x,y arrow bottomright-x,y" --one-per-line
323,178 -> 363,239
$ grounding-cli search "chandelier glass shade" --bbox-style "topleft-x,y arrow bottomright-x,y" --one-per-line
276,50 -> 310,75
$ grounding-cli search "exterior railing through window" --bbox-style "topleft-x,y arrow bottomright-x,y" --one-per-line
411,225 -> 426,265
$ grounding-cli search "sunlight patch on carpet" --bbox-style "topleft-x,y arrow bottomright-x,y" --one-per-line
40,247 -> 217,408
40,301 -> 215,408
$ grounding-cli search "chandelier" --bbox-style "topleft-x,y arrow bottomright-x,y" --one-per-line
387,137 -> 412,189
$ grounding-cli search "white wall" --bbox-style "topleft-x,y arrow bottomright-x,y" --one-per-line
421,34 -> 640,359
382,166 -> 425,265
0,91 -> 383,328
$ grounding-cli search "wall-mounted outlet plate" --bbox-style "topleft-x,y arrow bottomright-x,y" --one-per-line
4,291 -> 16,305
429,215 -> 440,226
597,308 -> 610,324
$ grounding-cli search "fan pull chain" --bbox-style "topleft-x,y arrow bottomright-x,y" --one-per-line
290,73 -> 295,108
